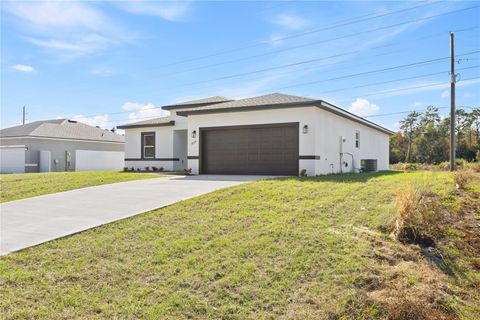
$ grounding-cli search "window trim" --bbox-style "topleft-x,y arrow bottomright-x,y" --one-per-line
141,132 -> 155,159
355,130 -> 360,149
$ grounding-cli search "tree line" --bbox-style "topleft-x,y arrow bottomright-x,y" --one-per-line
390,106 -> 480,164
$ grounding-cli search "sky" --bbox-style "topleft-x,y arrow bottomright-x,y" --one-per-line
1,0 -> 479,132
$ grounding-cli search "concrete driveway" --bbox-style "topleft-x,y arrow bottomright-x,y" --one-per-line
0,175 -> 269,255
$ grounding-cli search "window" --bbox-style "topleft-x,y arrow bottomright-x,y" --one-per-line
142,132 -> 155,159
355,131 -> 360,148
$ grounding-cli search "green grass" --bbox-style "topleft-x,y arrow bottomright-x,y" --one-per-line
0,171 -> 162,203
1,171 -> 478,319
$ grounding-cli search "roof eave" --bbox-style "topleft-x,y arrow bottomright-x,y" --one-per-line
163,100 -> 234,111
117,120 -> 175,129
176,100 -> 320,116
176,100 -> 393,135
319,101 -> 394,135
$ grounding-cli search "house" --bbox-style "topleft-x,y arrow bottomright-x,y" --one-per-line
0,119 -> 125,173
118,93 -> 393,176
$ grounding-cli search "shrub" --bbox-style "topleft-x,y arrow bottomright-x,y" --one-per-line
454,169 -> 473,190
123,167 -> 128,172
184,168 -> 192,175
465,162 -> 480,173
130,167 -> 135,171
152,166 -> 158,172
145,167 -> 150,171
300,169 -> 307,177
159,167 -> 164,172
136,168 -> 141,172
390,180 -> 442,246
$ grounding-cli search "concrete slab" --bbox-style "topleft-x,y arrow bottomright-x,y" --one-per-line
1,175 -> 272,255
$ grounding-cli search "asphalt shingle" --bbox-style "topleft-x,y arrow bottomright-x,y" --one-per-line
0,119 -> 124,143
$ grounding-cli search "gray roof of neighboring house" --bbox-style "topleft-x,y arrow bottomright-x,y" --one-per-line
162,96 -> 233,110
117,116 -> 174,129
0,119 -> 125,143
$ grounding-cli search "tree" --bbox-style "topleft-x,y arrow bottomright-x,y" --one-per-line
399,111 -> 421,162
420,105 -> 440,127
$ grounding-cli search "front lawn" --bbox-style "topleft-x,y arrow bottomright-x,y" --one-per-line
0,171 -> 162,203
1,171 -> 478,319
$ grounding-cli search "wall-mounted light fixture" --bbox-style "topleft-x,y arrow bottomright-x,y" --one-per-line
303,125 -> 308,134
191,130 -> 197,138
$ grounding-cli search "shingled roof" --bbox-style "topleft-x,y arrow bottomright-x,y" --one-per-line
176,93 -> 315,113
162,96 -> 233,110
117,116 -> 174,129
0,119 -> 124,143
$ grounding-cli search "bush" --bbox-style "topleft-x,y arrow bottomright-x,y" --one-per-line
136,168 -> 141,172
159,167 -> 164,172
152,166 -> 158,172
454,169 -> 473,190
390,180 -> 442,246
123,167 -> 128,172
130,167 -> 135,171
300,169 -> 307,177
184,168 -> 192,175
145,167 -> 150,171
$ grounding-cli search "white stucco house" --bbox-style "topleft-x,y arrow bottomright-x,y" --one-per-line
0,119 -> 124,173
118,93 -> 393,176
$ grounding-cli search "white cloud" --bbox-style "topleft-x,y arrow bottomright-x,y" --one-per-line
122,102 -> 169,123
348,98 -> 380,116
441,89 -> 449,99
266,35 -> 285,46
4,1 -> 107,31
272,13 -> 310,30
72,114 -> 111,129
413,101 -> 423,107
4,1 -> 129,60
116,1 -> 191,21
12,64 -> 34,72
27,34 -> 110,59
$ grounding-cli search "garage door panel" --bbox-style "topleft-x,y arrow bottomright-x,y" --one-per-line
201,123 -> 299,175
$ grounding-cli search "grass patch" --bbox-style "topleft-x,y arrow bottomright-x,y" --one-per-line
0,171 -> 162,203
1,171 -> 479,319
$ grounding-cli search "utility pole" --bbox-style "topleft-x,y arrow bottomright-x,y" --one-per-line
450,32 -> 456,171
22,106 -> 26,125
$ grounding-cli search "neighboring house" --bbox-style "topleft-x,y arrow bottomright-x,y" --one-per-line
118,93 -> 393,176
0,119 -> 125,173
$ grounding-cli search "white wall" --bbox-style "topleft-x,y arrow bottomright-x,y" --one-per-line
0,145 -> 26,173
123,125 -> 181,171
187,107 -> 318,175
75,150 -> 125,171
186,106 -> 390,176
315,109 -> 390,174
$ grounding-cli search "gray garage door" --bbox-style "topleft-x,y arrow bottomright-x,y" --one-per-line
200,123 -> 299,175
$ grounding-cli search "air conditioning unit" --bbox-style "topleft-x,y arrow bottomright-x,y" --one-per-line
361,159 -> 377,172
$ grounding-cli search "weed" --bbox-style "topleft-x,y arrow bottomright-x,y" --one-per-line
454,169 -> 473,190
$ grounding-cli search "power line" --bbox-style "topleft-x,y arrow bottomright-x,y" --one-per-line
364,105 -> 476,118
253,51 -> 480,93
347,76 -> 480,99
160,5 -> 479,77
364,107 -> 450,118
77,71 -> 480,125
73,52 -> 480,121
162,29 -> 479,90
161,1 -> 443,67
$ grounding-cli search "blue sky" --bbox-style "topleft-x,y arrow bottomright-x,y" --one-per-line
1,0 -> 479,131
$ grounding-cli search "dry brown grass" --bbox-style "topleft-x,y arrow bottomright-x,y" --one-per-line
454,169 -> 474,190
390,180 -> 444,246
